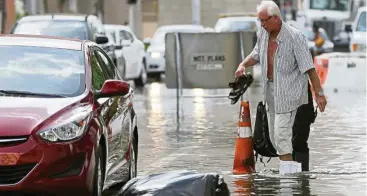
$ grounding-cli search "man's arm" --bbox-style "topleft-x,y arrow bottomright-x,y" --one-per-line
235,32 -> 260,77
307,68 -> 322,96
235,51 -> 259,78
238,54 -> 259,68
293,32 -> 327,112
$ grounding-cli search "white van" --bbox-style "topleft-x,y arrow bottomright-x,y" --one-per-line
350,6 -> 366,53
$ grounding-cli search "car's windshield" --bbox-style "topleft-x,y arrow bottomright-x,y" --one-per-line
215,20 -> 258,32
150,27 -> 203,46
0,46 -> 85,97
309,0 -> 349,11
12,20 -> 89,40
303,29 -> 330,41
356,11 -> 366,32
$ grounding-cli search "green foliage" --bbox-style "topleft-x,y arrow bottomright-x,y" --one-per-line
91,56 -> 105,90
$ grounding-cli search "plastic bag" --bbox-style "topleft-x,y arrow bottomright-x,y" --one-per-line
253,101 -> 278,158
118,170 -> 230,196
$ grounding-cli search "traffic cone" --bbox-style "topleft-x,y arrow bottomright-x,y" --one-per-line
233,101 -> 255,175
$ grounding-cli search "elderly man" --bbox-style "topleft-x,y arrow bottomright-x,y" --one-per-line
235,1 -> 327,174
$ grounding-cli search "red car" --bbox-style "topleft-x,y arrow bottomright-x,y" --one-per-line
0,34 -> 138,195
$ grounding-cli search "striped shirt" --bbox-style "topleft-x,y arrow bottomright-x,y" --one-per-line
251,22 -> 315,113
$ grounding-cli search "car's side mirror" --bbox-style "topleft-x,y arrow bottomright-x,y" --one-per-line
143,37 -> 151,45
94,80 -> 129,99
115,45 -> 123,50
121,39 -> 132,47
344,24 -> 352,33
95,35 -> 109,44
143,37 -> 151,51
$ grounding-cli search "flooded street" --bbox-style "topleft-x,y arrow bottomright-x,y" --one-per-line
109,80 -> 366,195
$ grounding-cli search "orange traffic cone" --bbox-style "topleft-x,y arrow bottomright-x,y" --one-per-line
233,101 -> 255,175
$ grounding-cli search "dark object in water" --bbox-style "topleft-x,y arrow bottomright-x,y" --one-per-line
118,170 -> 230,196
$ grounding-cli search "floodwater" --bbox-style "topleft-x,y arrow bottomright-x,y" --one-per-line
107,78 -> 366,196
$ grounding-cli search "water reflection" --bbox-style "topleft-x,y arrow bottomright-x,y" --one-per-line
193,88 -> 206,138
147,82 -> 166,149
232,174 -> 312,196
112,82 -> 367,196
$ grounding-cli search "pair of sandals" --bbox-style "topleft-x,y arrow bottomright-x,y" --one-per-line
228,73 -> 254,105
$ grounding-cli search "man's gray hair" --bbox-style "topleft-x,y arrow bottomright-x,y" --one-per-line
256,1 -> 281,17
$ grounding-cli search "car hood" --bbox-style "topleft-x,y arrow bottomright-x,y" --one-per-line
0,96 -> 84,136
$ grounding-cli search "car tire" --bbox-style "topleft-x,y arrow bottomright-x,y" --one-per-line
92,146 -> 104,196
128,136 -> 138,180
134,59 -> 147,87
147,73 -> 161,81
119,57 -> 126,80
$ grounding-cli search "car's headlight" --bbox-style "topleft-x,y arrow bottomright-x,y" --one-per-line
150,52 -> 161,59
38,118 -> 88,143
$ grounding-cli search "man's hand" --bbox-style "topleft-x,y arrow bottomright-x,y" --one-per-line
307,68 -> 327,112
235,66 -> 245,78
315,94 -> 327,112
234,55 -> 258,78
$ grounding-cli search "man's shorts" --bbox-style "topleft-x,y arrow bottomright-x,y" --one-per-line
266,80 -> 297,155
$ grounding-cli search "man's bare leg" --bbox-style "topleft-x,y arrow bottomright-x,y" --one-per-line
280,154 -> 293,161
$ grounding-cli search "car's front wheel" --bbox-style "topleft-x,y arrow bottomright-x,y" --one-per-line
134,59 -> 147,87
93,146 -> 104,196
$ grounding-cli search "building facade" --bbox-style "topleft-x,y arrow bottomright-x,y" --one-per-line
17,0 -> 263,39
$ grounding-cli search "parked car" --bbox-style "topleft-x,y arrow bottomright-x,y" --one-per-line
146,24 -> 206,79
9,14 -> 117,65
214,13 -> 260,33
0,34 -> 138,196
104,24 -> 147,87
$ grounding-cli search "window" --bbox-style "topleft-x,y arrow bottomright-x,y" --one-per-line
356,11 -> 366,32
91,52 -> 106,90
119,30 -> 129,41
310,0 -> 349,11
0,45 -> 85,97
95,49 -> 119,80
125,31 -> 134,42
13,20 -> 89,40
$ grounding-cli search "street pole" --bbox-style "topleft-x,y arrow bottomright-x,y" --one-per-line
129,4 -> 135,31
192,0 -> 200,25
136,0 -> 142,38
280,0 -> 284,20
69,0 -> 77,13
0,0 -> 5,34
